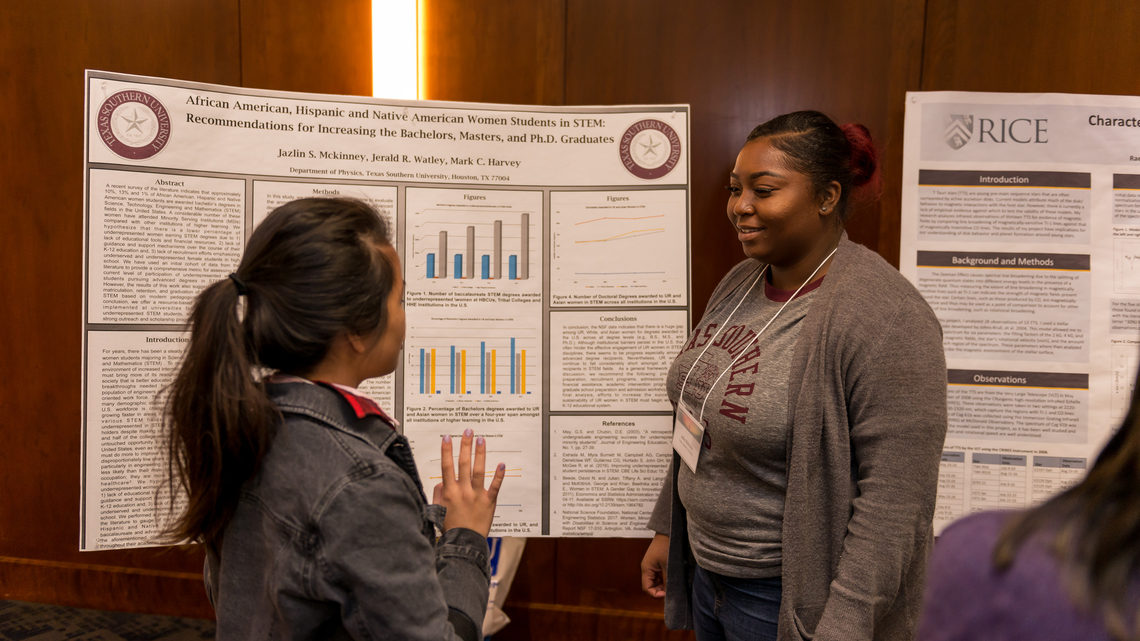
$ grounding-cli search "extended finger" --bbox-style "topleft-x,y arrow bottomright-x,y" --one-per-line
485,462 -> 506,503
457,428 -> 473,482
472,436 -> 488,489
439,434 -> 456,486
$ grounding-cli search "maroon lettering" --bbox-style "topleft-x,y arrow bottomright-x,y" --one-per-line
719,400 -> 749,423
725,382 -> 754,396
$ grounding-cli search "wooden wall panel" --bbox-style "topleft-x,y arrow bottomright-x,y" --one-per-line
420,0 -> 566,105
240,0 -> 372,96
0,0 -> 242,613
502,603 -> 694,641
564,0 -> 925,315
923,0 -> 1140,94
0,554 -> 212,619
0,0 -> 371,617
9,0 -> 1140,635
423,2 -> 925,639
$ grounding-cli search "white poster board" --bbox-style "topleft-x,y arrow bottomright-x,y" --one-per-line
81,70 -> 690,549
901,91 -> 1140,532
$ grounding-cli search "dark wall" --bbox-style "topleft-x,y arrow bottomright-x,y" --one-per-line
423,0 -> 925,319
423,4 -> 922,636
420,1 -> 1140,639
923,0 -> 1140,94
3,0 -> 1140,638
0,0 -> 370,619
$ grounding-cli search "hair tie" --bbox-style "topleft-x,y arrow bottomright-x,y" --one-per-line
228,272 -> 249,296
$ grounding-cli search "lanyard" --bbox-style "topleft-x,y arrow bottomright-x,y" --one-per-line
678,245 -> 838,423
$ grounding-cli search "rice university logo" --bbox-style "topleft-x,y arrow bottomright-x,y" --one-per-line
944,114 -> 1048,150
945,115 -> 973,150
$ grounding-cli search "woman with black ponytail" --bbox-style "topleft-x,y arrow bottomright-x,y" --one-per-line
164,197 -> 504,640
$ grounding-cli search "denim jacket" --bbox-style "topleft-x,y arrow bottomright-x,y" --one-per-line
205,380 -> 490,640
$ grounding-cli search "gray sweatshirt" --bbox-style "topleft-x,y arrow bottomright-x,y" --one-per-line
665,266 -> 817,578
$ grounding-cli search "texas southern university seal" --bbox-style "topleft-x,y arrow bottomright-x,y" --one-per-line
97,90 -> 172,160
619,119 -> 681,179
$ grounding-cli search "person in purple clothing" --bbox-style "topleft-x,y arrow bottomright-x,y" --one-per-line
918,365 -> 1140,641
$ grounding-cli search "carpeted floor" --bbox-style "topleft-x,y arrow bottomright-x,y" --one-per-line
0,600 -> 214,641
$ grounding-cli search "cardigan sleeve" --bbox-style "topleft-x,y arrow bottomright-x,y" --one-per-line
811,291 -> 948,641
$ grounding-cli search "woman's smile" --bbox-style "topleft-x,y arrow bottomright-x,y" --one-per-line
734,222 -> 766,241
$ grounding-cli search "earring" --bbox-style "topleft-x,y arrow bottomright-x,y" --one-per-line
821,206 -> 829,213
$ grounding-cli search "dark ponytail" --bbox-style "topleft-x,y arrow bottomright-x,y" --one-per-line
746,110 -> 880,222
163,198 -> 394,546
992,365 -> 1140,641
163,277 -> 277,546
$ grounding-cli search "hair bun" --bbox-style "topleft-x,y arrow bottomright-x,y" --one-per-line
841,123 -> 878,188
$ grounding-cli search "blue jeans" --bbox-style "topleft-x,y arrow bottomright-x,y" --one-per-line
692,565 -> 781,641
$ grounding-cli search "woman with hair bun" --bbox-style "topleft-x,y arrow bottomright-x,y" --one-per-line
640,111 -> 947,641
163,197 -> 504,640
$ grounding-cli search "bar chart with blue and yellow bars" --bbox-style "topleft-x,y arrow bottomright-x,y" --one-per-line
415,336 -> 534,396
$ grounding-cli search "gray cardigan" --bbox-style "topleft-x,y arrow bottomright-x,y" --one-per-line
651,236 -> 947,641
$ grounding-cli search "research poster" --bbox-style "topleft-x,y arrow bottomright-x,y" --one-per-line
81,70 -> 690,550
901,91 -> 1140,533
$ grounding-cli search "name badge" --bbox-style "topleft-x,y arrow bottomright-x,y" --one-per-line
672,401 -> 705,473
